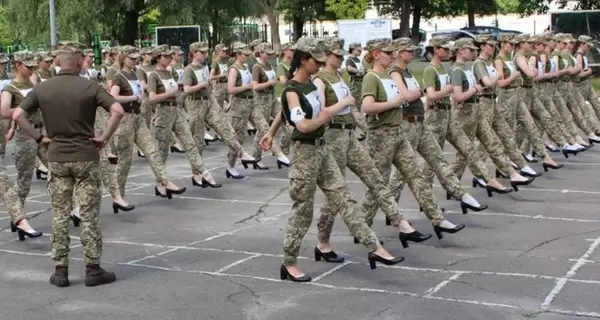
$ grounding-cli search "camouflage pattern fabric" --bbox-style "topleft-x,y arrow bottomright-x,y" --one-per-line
140,99 -> 153,129
187,96 -> 245,156
388,120 -> 466,201
422,106 -> 451,189
213,83 -> 228,108
570,82 -> 600,131
536,83 -> 577,143
154,104 -> 206,176
252,92 -> 285,158
49,161 -> 102,267
516,88 -> 569,150
316,128 -> 405,243
488,97 -> 528,169
227,97 -> 256,167
93,108 -> 118,196
361,126 -> 445,227
272,98 -> 293,155
557,81 -> 595,134
112,113 -> 170,196
553,83 -> 583,138
577,79 -> 600,121
283,141 -> 380,266
513,88 -> 548,158
0,120 -> 26,223
13,126 -> 48,203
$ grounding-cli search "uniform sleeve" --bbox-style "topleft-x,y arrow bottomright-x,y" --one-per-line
361,73 -> 378,98
422,67 -> 437,90
210,60 -> 219,75
136,68 -> 147,82
106,67 -> 117,82
345,58 -> 357,68
252,64 -> 261,81
276,63 -> 287,78
183,67 -> 195,86
96,84 -> 118,112
472,61 -> 488,82
450,69 -> 464,87
171,68 -> 179,82
146,73 -> 158,93
18,89 -> 39,113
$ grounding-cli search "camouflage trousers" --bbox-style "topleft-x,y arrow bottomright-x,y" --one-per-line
95,108 -> 117,155
284,140 -> 379,266
252,93 -> 285,158
452,100 -> 516,180
0,120 -> 25,223
483,95 -> 528,170
349,79 -> 368,133
507,88 -> 548,158
112,112 -> 170,198
140,98 -> 153,129
445,103 -> 493,182
13,124 -> 48,203
536,83 -> 576,143
274,97 -> 293,155
227,96 -> 256,167
388,117 -> 465,202
94,109 -> 117,197
361,125 -> 444,227
154,104 -> 205,177
48,160 -> 102,267
213,83 -> 228,109
187,95 -> 245,158
422,105 -> 453,187
575,79 -> 600,127
317,125 -> 405,243
551,83 -> 580,138
557,81 -> 597,134
515,87 -> 569,152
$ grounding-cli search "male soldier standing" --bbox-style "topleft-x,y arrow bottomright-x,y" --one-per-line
12,41 -> 125,288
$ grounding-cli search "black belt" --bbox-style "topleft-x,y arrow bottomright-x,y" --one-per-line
465,97 -> 479,103
159,101 -> 178,106
480,94 -> 497,98
521,85 -> 533,88
123,101 -> 141,114
431,104 -> 451,110
350,76 -> 363,81
296,138 -> 325,146
218,79 -> 227,83
403,115 -> 424,123
235,95 -> 253,100
192,96 -> 209,101
329,122 -> 355,130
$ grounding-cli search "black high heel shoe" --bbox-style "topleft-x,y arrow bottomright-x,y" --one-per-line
36,169 -> 48,181
385,217 -> 391,225
137,150 -> 146,158
240,159 -> 258,169
357,133 -> 366,141
446,192 -> 459,201
522,153 -> 538,163
367,252 -> 405,270
112,202 -> 135,214
399,230 -> 432,248
542,162 -> 564,172
155,186 -> 186,199
546,145 -> 560,153
520,169 -> 542,178
486,185 -> 513,197
71,216 -> 81,227
277,160 -> 290,169
252,162 -> 269,170
433,224 -> 466,240
495,169 -> 508,179
314,247 -> 345,263
225,169 -> 244,179
192,177 -> 222,188
460,201 -> 488,214
562,149 -> 578,159
10,222 -> 43,241
247,129 -> 257,136
170,146 -> 185,153
108,156 -> 118,165
204,139 -> 211,146
510,177 -> 534,192
472,177 -> 486,188
279,265 -> 311,282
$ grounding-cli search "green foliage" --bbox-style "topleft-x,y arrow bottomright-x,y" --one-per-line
0,6 -> 13,46
325,0 -> 368,19
496,0 -> 519,14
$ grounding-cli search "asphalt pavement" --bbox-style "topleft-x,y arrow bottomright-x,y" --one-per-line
1,129 -> 600,320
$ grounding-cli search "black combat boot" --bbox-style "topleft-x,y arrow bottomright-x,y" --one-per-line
84,264 -> 116,287
49,266 -> 70,287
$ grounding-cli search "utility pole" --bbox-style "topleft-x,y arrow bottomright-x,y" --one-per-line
49,0 -> 57,47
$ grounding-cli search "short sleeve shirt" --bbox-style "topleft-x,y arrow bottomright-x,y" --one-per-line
182,63 -> 210,98
252,62 -> 275,94
361,71 -> 402,129
423,64 -> 451,105
3,80 -> 39,123
147,69 -> 177,103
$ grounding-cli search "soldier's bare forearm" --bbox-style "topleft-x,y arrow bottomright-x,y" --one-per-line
13,117 -> 41,141
267,112 -> 283,136
102,104 -> 125,140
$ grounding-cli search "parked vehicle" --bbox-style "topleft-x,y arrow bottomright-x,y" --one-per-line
460,26 -> 523,38
423,29 -> 477,61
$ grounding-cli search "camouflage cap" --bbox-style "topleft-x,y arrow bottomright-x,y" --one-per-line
231,41 -> 252,55
473,34 -> 498,45
497,34 -> 518,44
281,42 -> 296,50
215,43 -> 228,52
101,47 -> 108,54
36,51 -> 54,62
256,42 -> 276,55
578,35 -> 594,47
171,45 -> 184,54
555,33 -> 576,43
392,37 -> 418,51
540,32 -> 554,42
140,46 -> 154,55
365,38 -> 395,52
529,35 -> 545,44
55,41 -> 85,54
430,36 -> 452,48
190,42 -> 209,52
110,46 -> 121,54
295,37 -> 327,62
513,34 -> 531,43
13,50 -> 38,67
83,48 -> 94,56
323,37 -> 346,55
453,38 -> 478,50
0,53 -> 7,64
348,42 -> 362,50
249,39 -> 262,49
120,45 -> 140,58
153,44 -> 174,57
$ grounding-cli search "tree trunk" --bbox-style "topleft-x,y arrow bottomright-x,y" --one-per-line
121,9 -> 139,45
411,1 -> 422,43
292,13 -> 304,42
265,10 -> 281,50
399,0 -> 411,37
467,1 -> 475,27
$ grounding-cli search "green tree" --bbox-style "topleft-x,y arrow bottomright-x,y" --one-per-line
325,0 -> 368,19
